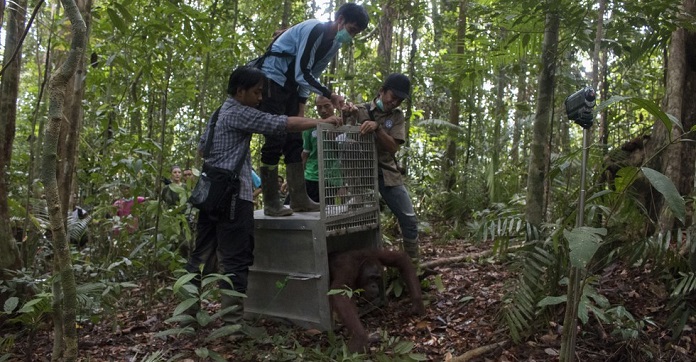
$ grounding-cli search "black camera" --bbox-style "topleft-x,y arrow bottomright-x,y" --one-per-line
565,87 -> 596,129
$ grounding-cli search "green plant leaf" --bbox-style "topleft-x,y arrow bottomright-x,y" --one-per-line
4,297 -> 18,313
195,348 -> 209,358
641,167 -> 685,223
173,273 -> 197,294
204,324 -> 242,342
537,295 -> 567,307
564,228 -> 604,269
393,340 -> 414,354
154,327 -> 195,338
173,298 -> 198,317
599,96 -> 681,132
614,166 -> 640,192
106,8 -> 128,34
196,310 -> 212,327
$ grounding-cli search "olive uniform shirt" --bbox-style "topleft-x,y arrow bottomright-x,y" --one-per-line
353,101 -> 406,187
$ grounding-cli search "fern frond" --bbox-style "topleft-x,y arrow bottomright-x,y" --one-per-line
499,242 -> 560,342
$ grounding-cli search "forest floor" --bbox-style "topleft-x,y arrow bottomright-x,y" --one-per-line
7,235 -> 696,361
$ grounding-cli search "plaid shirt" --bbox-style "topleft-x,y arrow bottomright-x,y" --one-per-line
199,97 -> 287,201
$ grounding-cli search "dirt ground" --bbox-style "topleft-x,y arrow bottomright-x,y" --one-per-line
7,236 -> 696,361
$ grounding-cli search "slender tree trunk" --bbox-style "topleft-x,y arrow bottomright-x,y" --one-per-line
593,0 -> 607,150
0,0 -> 27,273
58,0 -> 92,221
490,61 -> 505,202
403,3 -> 422,173
512,61 -> 528,189
443,0 -> 467,192
378,0 -> 394,76
657,0 -> 696,231
23,11 -> 54,268
0,0 -> 5,33
195,0 -> 219,167
281,0 -> 291,28
42,0 -> 86,360
525,8 -> 560,227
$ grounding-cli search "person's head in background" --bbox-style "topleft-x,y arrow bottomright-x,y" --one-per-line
171,165 -> 182,184
119,183 -> 133,199
315,95 -> 335,119
183,168 -> 194,182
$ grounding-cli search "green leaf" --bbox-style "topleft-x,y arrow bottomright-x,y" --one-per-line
173,298 -> 198,317
564,228 -> 604,269
577,298 -> 589,324
113,2 -> 134,23
204,324 -> 242,342
154,326 -> 195,338
599,96 -> 681,132
537,295 -> 567,307
393,340 -> 414,354
641,167 -> 685,223
195,348 -> 209,358
173,273 -> 197,294
196,310 -> 212,327
614,166 -> 640,192
4,297 -> 19,313
106,8 -> 128,34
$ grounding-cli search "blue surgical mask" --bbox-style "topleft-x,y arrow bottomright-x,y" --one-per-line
335,29 -> 352,44
376,98 -> 385,111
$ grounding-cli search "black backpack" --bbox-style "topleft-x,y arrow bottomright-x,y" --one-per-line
248,28 -> 293,69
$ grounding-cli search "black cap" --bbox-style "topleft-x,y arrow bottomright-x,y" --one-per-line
383,73 -> 411,100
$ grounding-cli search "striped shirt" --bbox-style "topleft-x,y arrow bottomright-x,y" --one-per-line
261,20 -> 341,100
199,97 -> 288,201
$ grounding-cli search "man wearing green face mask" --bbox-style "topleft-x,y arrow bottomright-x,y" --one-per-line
256,3 -> 370,217
343,73 -> 421,262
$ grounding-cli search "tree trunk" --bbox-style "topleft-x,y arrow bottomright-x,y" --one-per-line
593,0 -> 608,152
195,0 -> 219,167
443,0 -> 467,192
490,60 -> 505,202
378,0 -> 394,76
0,0 -> 27,273
42,0 -> 86,360
512,61 -> 528,189
525,9 -> 560,227
58,0 -> 92,222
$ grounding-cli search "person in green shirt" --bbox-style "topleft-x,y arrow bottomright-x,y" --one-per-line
301,95 -> 346,203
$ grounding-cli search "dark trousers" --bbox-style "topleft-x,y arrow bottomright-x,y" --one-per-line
259,78 -> 302,165
305,180 -> 320,202
185,198 -> 254,293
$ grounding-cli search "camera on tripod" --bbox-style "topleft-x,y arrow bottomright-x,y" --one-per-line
565,86 -> 596,129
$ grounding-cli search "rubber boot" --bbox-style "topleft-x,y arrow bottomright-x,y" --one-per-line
220,294 -> 244,325
404,238 -> 438,278
261,165 -> 293,216
403,238 -> 420,261
286,162 -> 319,212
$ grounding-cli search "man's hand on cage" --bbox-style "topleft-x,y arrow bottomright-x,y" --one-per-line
321,115 -> 343,127
359,120 -> 379,135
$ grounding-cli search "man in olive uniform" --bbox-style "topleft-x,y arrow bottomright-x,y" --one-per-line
345,73 -> 420,260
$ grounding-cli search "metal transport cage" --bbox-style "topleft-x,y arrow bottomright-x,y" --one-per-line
245,124 -> 381,330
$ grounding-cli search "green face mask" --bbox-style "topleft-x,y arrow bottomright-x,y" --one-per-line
335,29 -> 353,44
376,98 -> 385,111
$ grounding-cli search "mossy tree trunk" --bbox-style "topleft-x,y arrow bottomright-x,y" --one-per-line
41,0 -> 86,360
